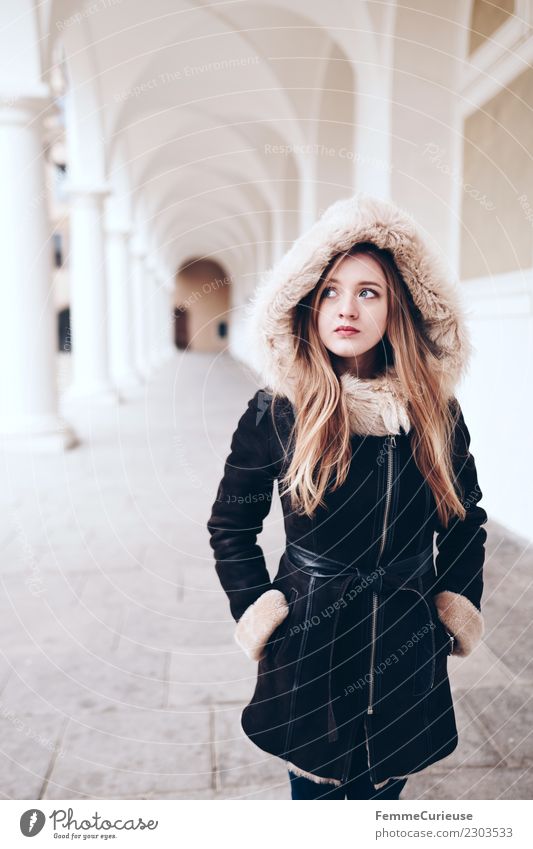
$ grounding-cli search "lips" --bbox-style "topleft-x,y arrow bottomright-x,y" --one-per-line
335,326 -> 360,335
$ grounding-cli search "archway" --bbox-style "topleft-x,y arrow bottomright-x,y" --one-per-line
175,258 -> 231,351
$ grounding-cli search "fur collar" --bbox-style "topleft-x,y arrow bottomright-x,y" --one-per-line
341,365 -> 411,436
243,193 -> 472,436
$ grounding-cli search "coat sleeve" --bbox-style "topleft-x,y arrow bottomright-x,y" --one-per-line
206,389 -> 287,644
432,398 -> 488,657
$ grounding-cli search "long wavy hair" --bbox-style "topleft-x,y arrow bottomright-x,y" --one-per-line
271,241 -> 466,529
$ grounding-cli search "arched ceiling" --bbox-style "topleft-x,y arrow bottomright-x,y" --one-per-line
38,0 -> 383,281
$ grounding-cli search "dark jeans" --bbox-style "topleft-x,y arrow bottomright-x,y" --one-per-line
289,771 -> 407,799
288,720 -> 408,800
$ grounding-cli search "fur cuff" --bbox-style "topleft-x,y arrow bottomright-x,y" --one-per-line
285,761 -> 341,786
234,589 -> 289,661
373,774 -> 410,790
433,590 -> 485,657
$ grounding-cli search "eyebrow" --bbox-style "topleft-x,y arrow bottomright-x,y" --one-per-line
326,277 -> 384,288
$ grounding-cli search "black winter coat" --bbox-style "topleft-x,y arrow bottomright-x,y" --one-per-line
207,389 -> 487,787
207,193 -> 488,789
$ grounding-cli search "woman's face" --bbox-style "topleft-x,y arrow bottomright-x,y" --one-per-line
316,252 -> 389,370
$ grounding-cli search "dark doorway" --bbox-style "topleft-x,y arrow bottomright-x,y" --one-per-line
58,307 -> 71,352
174,305 -> 189,349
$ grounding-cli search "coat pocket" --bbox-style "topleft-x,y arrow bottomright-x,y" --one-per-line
268,587 -> 299,663
434,614 -> 455,656
411,589 -> 437,695
376,586 -> 437,703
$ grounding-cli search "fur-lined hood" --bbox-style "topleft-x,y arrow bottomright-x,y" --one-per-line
243,193 -> 473,435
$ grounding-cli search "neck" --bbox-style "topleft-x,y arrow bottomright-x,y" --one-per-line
332,346 -> 385,381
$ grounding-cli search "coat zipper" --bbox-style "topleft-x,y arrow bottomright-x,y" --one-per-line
367,434 -> 396,716
346,434 -> 397,787
341,434 -> 397,787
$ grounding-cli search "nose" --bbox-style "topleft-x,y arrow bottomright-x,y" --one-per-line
338,293 -> 358,319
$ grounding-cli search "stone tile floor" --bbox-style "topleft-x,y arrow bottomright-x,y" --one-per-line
0,351 -> 531,799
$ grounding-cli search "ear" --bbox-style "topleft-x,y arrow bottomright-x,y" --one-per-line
433,590 -> 485,657
234,589 -> 289,661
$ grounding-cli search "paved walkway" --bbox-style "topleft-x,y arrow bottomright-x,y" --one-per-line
0,351 -> 531,799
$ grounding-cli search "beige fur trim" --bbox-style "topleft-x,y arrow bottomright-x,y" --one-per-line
373,775 -> 409,790
433,590 -> 485,657
285,761 -> 342,786
286,761 -> 408,791
234,589 -> 289,661
341,367 -> 411,436
243,193 -> 473,415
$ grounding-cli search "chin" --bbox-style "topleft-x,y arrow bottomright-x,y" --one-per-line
329,340 -> 363,357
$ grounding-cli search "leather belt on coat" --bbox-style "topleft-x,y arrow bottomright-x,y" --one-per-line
285,542 -> 436,742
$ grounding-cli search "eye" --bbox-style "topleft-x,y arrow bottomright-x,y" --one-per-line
320,285 -> 379,300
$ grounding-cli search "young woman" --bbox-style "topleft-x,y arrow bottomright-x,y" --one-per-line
207,193 -> 488,800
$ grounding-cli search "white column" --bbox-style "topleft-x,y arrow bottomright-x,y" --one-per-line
105,225 -> 141,395
298,154 -> 317,233
129,237 -> 150,379
156,271 -> 174,363
66,185 -> 116,402
353,73 -> 391,198
144,255 -> 160,371
271,206 -> 285,265
0,93 -> 77,451
150,260 -> 171,368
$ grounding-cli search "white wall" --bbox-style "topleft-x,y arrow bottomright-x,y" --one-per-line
462,271 -> 533,539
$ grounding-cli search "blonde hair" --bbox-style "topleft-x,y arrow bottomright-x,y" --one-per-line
271,242 -> 466,529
